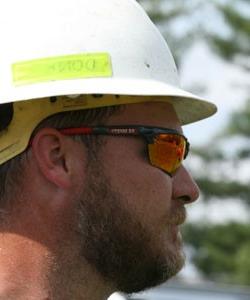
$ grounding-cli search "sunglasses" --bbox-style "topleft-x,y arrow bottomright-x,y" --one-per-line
57,125 -> 189,176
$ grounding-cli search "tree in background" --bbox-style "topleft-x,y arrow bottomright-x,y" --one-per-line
139,0 -> 250,285
183,222 -> 250,285
191,0 -> 250,205
183,0 -> 250,285
208,0 -> 250,73
185,85 -> 250,285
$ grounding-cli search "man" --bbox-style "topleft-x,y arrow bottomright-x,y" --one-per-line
0,0 -> 217,299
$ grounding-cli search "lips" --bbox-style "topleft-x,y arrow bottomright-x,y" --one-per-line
167,206 -> 187,226
161,223 -> 181,248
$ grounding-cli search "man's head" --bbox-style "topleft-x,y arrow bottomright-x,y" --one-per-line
0,99 -> 199,294
0,0 -> 216,298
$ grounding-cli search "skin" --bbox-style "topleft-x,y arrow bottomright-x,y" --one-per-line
0,101 -> 199,300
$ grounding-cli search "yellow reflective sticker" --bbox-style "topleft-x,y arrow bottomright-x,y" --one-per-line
12,53 -> 112,86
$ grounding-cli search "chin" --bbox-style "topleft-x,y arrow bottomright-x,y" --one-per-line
116,241 -> 185,294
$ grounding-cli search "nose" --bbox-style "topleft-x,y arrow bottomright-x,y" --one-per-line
172,166 -> 200,204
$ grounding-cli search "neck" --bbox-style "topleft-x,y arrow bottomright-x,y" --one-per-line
47,241 -> 114,300
0,232 -> 114,300
0,232 -> 51,299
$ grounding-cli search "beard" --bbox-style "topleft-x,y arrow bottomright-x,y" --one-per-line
76,160 -> 185,294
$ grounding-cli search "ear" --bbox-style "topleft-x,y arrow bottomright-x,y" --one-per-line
31,128 -> 73,189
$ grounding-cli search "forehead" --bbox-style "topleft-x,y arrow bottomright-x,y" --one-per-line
106,102 -> 183,133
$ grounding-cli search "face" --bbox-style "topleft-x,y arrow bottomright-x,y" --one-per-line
75,102 -> 199,293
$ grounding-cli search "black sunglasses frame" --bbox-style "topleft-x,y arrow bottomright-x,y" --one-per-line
59,125 -> 190,159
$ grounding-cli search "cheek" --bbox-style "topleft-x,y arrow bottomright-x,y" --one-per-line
102,139 -> 173,225
129,167 -> 173,226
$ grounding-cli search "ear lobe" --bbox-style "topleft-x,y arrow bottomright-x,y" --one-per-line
31,128 -> 72,189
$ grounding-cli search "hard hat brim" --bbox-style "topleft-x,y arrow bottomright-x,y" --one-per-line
3,78 -> 217,125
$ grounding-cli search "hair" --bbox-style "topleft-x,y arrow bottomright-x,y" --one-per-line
0,101 -> 123,217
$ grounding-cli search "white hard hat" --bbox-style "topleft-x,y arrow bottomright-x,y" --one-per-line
0,0 -> 217,164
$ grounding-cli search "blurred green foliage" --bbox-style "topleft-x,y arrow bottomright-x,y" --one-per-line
227,99 -> 250,138
189,0 -> 250,284
208,2 -> 250,71
182,223 -> 250,285
196,178 -> 250,204
193,98 -> 250,206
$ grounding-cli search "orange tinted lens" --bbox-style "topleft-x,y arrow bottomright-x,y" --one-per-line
148,134 -> 186,174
